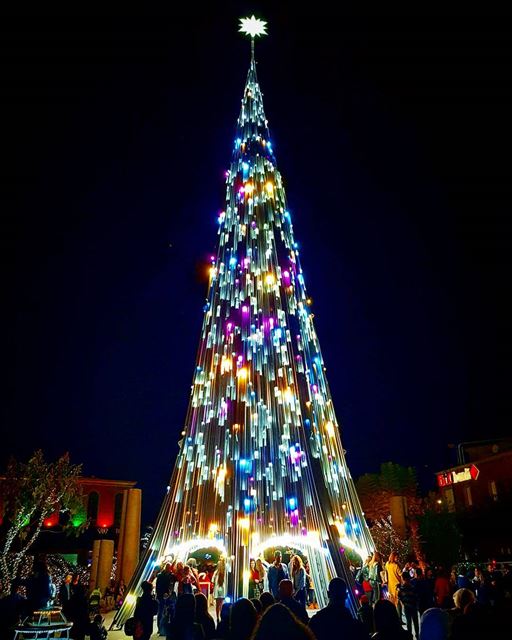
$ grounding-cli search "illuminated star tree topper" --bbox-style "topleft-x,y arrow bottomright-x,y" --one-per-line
239,15 -> 267,57
239,15 -> 268,39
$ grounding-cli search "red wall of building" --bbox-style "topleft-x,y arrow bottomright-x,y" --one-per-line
0,477 -> 136,530
80,480 -> 128,528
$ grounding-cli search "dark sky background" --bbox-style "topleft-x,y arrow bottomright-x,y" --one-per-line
2,7 -> 511,523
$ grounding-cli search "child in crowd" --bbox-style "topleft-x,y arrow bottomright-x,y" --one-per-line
89,614 -> 108,640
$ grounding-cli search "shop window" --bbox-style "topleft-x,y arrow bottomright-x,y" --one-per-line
87,491 -> 99,523
114,492 -> 124,528
445,487 -> 455,511
489,480 -> 498,501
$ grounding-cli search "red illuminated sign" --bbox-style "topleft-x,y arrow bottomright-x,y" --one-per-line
437,464 -> 479,487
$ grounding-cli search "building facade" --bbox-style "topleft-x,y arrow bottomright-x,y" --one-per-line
436,438 -> 512,560
0,476 -> 141,591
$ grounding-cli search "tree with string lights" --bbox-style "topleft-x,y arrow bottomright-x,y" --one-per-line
113,16 -> 374,625
0,450 -> 84,591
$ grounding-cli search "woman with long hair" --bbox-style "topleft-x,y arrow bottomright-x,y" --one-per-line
212,558 -> 226,624
356,554 -> 374,603
385,551 -> 403,608
255,559 -> 266,594
194,592 -> 215,640
290,555 -> 307,607
369,551 -> 384,605
249,558 -> 259,599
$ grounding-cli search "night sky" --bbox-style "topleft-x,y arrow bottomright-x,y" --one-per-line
2,8 -> 512,523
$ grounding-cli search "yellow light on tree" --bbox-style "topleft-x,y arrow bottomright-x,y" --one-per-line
238,517 -> 250,546
284,388 -> 294,403
326,421 -> 335,438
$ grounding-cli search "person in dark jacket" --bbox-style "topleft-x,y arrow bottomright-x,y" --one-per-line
372,599 -> 412,640
134,581 -> 158,640
0,580 -> 26,640
251,603 -> 316,640
451,601 -> 491,640
357,594 -> 374,635
309,577 -> 368,640
277,580 -> 309,625
166,593 -> 204,640
412,568 -> 435,615
267,551 -> 289,599
68,581 -> 89,640
456,568 -> 474,591
88,614 -> 108,640
194,592 -> 215,639
24,559 -> 53,613
156,564 -> 174,635
250,597 -> 263,616
259,591 -> 275,612
229,598 -> 258,640
397,571 -> 419,639
214,601 -> 231,640
59,574 -> 73,615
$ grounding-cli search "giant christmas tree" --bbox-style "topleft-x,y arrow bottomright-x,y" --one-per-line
114,17 -> 373,623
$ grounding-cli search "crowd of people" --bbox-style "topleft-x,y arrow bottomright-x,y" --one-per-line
0,559 -> 124,640
353,552 -> 512,639
1,551 -> 511,640
148,550 -> 317,633
130,551 -> 511,640
132,571 -> 350,640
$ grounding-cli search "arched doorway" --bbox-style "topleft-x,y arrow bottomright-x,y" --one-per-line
250,533 -> 334,609
157,539 -> 227,610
